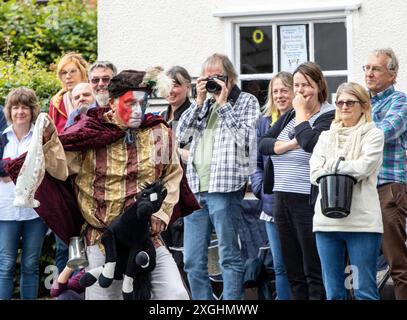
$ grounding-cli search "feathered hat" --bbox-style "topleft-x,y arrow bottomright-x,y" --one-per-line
108,66 -> 172,99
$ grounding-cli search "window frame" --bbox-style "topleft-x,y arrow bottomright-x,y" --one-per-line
215,2 -> 360,89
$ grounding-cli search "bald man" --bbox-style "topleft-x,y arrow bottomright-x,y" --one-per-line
65,83 -> 96,129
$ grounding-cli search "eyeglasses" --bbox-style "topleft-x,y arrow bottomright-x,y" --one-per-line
59,69 -> 79,78
335,100 -> 361,108
90,76 -> 111,84
362,65 -> 385,73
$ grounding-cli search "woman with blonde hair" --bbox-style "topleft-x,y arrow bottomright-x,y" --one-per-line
263,72 -> 293,120
48,52 -> 88,273
251,71 -> 293,299
49,52 -> 88,133
310,82 -> 384,299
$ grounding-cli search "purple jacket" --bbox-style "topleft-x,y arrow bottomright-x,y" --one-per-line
5,108 -> 199,244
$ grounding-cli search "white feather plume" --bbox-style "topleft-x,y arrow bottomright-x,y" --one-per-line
142,66 -> 172,97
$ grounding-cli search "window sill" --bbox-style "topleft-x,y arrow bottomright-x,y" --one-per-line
213,0 -> 361,18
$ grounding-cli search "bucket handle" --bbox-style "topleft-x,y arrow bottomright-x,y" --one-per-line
334,156 -> 345,174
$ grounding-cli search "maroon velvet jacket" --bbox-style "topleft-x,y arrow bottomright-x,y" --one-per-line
6,108 -> 199,244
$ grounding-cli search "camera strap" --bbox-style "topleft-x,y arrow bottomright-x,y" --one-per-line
227,85 -> 241,107
197,85 -> 241,123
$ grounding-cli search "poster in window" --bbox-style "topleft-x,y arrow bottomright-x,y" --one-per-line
280,25 -> 308,72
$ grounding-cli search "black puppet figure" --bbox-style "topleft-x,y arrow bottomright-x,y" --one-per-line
79,181 -> 167,300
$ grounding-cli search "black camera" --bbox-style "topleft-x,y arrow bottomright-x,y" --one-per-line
205,75 -> 227,93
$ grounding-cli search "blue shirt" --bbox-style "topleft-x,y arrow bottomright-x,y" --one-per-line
64,102 -> 97,129
371,85 -> 407,185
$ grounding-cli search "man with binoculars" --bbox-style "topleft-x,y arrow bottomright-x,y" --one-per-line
176,53 -> 260,300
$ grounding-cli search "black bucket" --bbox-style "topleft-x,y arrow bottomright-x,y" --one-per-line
316,157 -> 357,219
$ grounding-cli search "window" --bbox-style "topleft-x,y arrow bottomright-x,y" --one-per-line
237,21 -> 347,104
241,79 -> 269,107
239,26 -> 273,74
213,1 -> 362,105
314,22 -> 347,71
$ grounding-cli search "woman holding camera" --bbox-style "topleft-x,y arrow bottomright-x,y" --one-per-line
310,82 -> 384,300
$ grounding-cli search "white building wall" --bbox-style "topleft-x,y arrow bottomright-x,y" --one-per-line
352,0 -> 407,90
99,0 -> 407,91
98,0 -> 227,76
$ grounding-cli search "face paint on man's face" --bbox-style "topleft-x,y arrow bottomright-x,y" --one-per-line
116,91 -> 146,128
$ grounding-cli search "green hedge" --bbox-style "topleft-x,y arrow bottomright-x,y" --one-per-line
0,0 -> 97,111
0,52 -> 60,110
0,0 -> 97,65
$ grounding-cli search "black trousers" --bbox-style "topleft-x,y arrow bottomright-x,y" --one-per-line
273,191 -> 325,300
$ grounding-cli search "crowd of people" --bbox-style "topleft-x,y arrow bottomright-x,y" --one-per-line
0,47 -> 406,301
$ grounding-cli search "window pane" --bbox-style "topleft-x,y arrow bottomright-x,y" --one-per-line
314,22 -> 347,70
241,79 -> 270,108
240,26 -> 273,74
326,76 -> 347,103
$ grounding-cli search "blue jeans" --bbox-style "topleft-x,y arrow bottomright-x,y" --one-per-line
315,231 -> 382,300
265,221 -> 291,300
55,234 -> 69,273
0,218 -> 48,299
184,191 -> 245,300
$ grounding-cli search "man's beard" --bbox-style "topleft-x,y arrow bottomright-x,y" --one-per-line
95,93 -> 110,107
77,103 -> 91,113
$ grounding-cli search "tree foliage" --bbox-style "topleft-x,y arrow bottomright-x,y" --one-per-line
0,52 -> 60,110
0,0 -> 97,110
0,0 -> 97,64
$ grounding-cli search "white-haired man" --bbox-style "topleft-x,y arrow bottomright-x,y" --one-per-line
88,61 -> 117,107
364,48 -> 407,300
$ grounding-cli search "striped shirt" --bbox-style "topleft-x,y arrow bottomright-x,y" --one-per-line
271,109 -> 330,194
271,118 -> 312,194
371,85 -> 407,185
